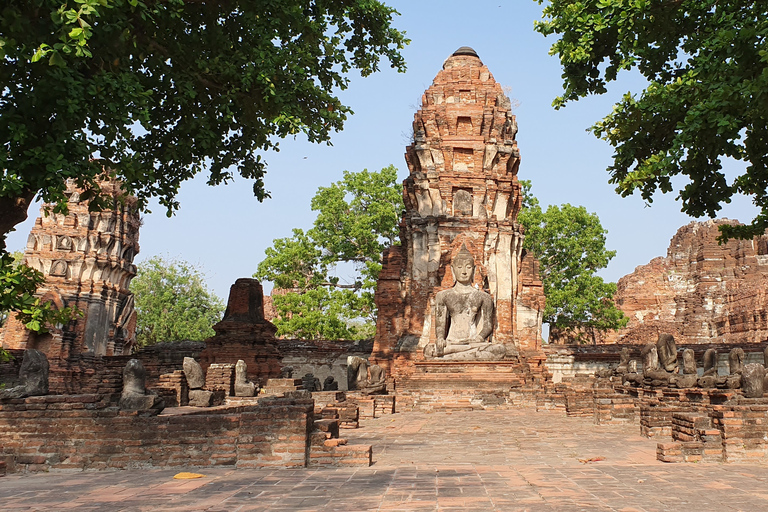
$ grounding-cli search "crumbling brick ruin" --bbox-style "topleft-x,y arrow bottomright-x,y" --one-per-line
365,47 -> 550,408
599,219 -> 768,345
0,179 -> 140,358
0,278 -> 372,473
8,48 -> 768,477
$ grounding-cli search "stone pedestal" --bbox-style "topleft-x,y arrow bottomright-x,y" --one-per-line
394,353 -> 551,411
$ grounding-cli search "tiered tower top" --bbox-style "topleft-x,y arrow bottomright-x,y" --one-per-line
405,46 -> 520,223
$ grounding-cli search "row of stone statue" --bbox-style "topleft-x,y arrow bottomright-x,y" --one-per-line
607,334 -> 768,397
279,363 -> 382,394
0,349 -> 256,414
122,357 -> 262,412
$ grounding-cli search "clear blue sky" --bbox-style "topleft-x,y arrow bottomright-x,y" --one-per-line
6,0 -> 759,300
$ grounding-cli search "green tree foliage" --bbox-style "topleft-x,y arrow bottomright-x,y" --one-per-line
0,252 -> 24,328
0,251 -> 76,332
255,166 -> 402,340
536,0 -> 768,240
519,181 -> 627,343
0,0 -> 407,335
130,256 -> 225,347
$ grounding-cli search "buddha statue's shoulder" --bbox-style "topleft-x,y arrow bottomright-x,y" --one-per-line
434,287 -> 453,303
467,287 -> 494,307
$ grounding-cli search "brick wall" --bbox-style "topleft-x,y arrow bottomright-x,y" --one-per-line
278,338 -> 373,391
656,400 -> 768,463
0,394 -> 316,473
712,401 -> 768,462
41,342 -> 206,396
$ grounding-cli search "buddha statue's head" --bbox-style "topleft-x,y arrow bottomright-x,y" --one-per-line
451,245 -> 475,286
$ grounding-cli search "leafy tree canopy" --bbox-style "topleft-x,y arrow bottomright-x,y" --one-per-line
536,0 -> 768,240
130,255 -> 224,347
1,252 -> 25,327
519,180 -> 627,343
0,0 -> 407,333
255,166 -> 402,340
0,250 -> 76,332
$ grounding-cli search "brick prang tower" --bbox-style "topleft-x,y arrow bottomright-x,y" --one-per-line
372,47 -> 545,376
1,179 -> 140,359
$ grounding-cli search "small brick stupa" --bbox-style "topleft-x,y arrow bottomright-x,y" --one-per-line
371,47 -> 547,390
198,279 -> 282,385
0,179 -> 141,359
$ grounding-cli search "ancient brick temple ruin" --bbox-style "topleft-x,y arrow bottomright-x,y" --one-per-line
599,219 -> 768,345
371,47 -> 547,401
0,179 -> 140,358
9,48 -> 768,476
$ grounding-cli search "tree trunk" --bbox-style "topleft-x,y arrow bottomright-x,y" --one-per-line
0,190 -> 36,251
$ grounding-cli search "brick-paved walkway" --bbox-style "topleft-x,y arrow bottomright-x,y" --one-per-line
2,408 -> 768,511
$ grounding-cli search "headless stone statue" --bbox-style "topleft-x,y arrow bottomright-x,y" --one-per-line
615,347 -> 630,375
18,349 -> 49,397
347,356 -> 387,395
183,357 -> 206,389
323,376 -> 338,391
726,348 -> 745,389
302,373 -> 321,393
424,246 -> 505,361
183,357 -> 214,407
0,349 -> 49,399
682,349 -> 696,375
234,360 -> 256,397
702,349 -> 718,376
672,348 -> 699,388
699,348 -> 721,388
656,334 -> 678,373
641,343 -> 670,386
119,359 -> 164,414
347,356 -> 367,391
741,363 -> 766,398
729,348 -> 745,375
624,358 -> 641,386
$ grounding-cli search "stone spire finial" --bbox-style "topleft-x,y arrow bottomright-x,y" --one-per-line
452,46 -> 478,57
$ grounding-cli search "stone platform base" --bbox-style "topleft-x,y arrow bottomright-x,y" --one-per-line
393,359 -> 551,411
396,389 -> 513,412
396,361 -> 528,390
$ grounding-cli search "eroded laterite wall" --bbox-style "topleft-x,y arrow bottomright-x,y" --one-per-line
1,179 -> 141,358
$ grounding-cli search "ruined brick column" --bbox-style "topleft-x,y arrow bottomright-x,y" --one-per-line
0,179 -> 140,359
372,47 -> 545,374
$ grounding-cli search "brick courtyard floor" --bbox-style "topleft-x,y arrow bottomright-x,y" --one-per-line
2,407 -> 768,511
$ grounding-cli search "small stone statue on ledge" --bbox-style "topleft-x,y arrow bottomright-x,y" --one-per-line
424,245 -> 505,361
